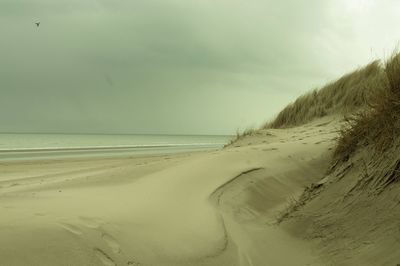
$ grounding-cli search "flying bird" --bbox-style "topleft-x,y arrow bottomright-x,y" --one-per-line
35,22 -> 40,27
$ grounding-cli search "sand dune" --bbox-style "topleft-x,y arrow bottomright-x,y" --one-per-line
0,117 -> 338,266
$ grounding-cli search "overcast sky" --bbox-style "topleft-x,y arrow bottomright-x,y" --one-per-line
1,0 -> 399,135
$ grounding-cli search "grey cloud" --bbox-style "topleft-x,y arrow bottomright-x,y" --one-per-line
0,0 -> 398,134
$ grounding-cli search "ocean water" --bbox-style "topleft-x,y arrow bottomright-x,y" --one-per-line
0,133 -> 232,161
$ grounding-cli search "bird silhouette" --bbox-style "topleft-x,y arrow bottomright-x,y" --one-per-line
35,22 -> 40,27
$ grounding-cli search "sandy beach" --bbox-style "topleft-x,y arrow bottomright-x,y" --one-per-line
0,117 -> 338,266
3,1 -> 400,265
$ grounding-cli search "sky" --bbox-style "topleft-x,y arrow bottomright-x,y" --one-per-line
0,0 -> 400,135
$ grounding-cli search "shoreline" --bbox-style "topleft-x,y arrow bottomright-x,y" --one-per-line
0,146 -> 221,163
0,143 -> 226,153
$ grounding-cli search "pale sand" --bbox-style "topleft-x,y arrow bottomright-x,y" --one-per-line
0,117 -> 338,266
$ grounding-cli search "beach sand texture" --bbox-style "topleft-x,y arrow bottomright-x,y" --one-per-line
0,117 -> 338,266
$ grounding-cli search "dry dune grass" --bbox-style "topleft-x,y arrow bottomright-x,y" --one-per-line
228,59 -> 384,147
331,52 -> 400,192
265,60 -> 384,129
224,128 -> 257,147
269,53 -> 400,266
223,52 -> 400,265
256,52 -> 400,194
335,52 -> 400,159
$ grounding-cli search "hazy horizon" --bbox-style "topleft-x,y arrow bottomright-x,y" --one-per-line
0,131 -> 232,136
1,0 -> 400,135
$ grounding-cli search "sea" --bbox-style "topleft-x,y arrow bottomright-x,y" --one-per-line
0,133 -> 232,161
